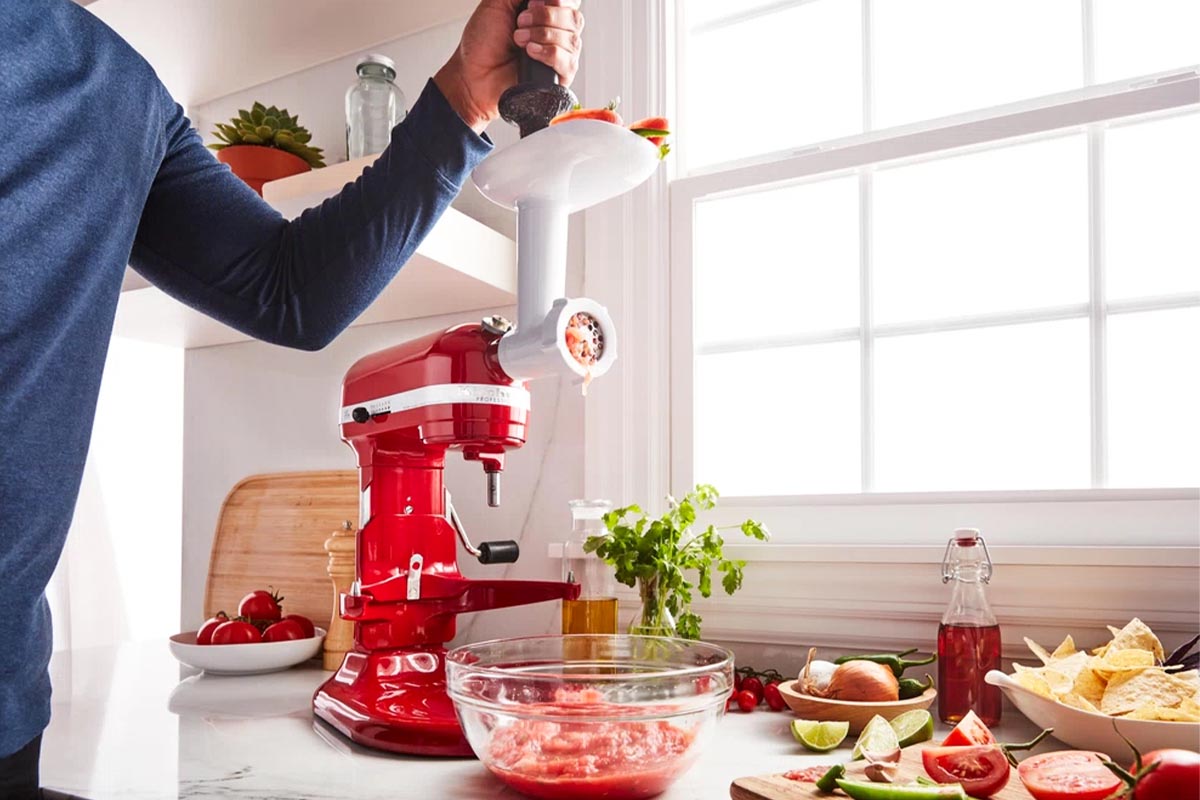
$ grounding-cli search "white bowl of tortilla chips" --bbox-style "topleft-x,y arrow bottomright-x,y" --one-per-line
986,618 -> 1200,755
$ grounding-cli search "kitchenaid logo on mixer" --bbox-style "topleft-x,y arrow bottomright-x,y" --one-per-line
339,383 -> 532,424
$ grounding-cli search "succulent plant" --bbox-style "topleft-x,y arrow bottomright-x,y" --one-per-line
208,102 -> 325,168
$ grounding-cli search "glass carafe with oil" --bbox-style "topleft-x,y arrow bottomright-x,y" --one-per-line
562,499 -> 618,634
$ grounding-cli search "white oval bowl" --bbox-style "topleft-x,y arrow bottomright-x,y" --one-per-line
985,670 -> 1200,754
169,628 -> 326,676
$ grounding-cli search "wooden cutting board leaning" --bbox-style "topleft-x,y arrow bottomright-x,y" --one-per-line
203,469 -> 358,667
730,744 -> 1035,800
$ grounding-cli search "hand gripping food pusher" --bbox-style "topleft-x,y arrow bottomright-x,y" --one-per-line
312,40 -> 662,755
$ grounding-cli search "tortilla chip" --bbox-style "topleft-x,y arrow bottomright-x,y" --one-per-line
1105,649 -> 1157,669
1052,635 -> 1078,659
1059,691 -> 1101,713
1107,618 -> 1165,662
1048,651 -> 1091,682
1024,637 -> 1054,665
1072,667 -> 1108,706
1102,669 -> 1194,716
1041,668 -> 1075,695
1013,664 -> 1055,699
1126,704 -> 1200,722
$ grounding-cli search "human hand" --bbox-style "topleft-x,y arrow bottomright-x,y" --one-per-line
435,0 -> 584,134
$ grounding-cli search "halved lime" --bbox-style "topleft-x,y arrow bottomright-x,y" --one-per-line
888,709 -> 934,747
850,714 -> 900,760
791,719 -> 850,752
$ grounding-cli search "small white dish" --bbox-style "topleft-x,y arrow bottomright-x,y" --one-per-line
985,669 -> 1200,754
169,628 -> 325,676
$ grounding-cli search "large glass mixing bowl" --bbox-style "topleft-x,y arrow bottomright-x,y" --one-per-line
446,635 -> 734,800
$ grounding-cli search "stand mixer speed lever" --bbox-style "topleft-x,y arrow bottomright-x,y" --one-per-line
446,489 -> 521,565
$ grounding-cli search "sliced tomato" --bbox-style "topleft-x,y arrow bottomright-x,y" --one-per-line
941,709 -> 996,746
1017,751 -> 1123,800
783,766 -> 831,782
549,106 -> 623,126
922,745 -> 1010,796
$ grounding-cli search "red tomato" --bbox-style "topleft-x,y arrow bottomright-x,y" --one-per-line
741,677 -> 764,705
1017,751 -> 1123,800
734,672 -> 744,691
282,614 -> 315,638
238,588 -> 282,622
923,745 -> 1011,796
763,681 -> 786,711
942,709 -> 997,746
210,620 -> 262,645
262,619 -> 306,642
196,612 -> 228,645
735,690 -> 757,713
1133,749 -> 1200,800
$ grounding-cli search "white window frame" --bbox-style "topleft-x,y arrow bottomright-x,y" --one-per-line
580,1 -> 1199,648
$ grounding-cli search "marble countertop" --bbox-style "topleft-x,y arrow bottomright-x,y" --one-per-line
42,641 -> 1041,799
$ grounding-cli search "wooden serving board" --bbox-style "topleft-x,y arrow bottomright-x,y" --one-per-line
203,470 -> 357,630
730,744 -> 1035,800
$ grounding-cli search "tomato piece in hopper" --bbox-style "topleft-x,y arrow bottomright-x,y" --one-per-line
486,689 -> 697,800
564,313 -> 603,395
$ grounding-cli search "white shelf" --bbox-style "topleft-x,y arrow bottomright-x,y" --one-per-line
114,158 -> 516,349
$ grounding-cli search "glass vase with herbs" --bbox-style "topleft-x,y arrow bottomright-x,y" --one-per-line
583,484 -> 768,640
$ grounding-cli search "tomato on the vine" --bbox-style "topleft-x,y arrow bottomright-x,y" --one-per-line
1017,751 -> 1123,800
922,744 -> 1011,796
196,612 -> 228,645
941,710 -> 996,746
238,588 -> 283,621
210,620 -> 262,645
763,681 -> 786,711
735,690 -> 757,713
741,676 -> 764,705
1129,749 -> 1200,800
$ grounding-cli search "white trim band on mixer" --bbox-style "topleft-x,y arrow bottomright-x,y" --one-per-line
338,383 -> 532,425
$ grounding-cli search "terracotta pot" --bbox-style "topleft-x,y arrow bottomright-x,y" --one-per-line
215,145 -> 311,196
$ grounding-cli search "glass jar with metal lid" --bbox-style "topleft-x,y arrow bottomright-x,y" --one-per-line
346,53 -> 407,160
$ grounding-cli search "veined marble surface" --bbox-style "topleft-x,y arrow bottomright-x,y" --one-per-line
42,641 -> 1041,799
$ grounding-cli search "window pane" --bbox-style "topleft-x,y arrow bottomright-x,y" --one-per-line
1105,112 -> 1200,300
684,0 -> 781,29
874,320 -> 1091,491
1108,307 -> 1200,488
684,0 -> 861,169
873,0 -> 1082,129
1094,0 -> 1200,84
695,177 -> 859,346
694,343 -> 860,495
873,135 -> 1089,325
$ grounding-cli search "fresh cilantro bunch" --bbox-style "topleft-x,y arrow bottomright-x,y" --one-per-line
583,484 -> 769,640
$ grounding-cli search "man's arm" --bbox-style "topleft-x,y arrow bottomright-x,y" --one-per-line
131,79 -> 488,351
130,0 -> 582,351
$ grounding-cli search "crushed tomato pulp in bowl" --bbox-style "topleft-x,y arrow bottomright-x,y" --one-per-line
446,635 -> 733,800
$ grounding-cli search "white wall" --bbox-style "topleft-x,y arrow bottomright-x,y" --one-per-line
52,338 -> 183,650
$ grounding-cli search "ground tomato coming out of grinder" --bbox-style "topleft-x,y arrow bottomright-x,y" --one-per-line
485,693 -> 696,800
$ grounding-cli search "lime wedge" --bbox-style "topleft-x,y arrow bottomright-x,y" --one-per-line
851,714 -> 900,760
791,719 -> 850,752
888,709 -> 934,747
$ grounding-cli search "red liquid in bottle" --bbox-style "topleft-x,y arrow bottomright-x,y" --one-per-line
937,622 -> 1002,725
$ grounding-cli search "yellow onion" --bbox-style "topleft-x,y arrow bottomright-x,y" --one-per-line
824,659 -> 900,702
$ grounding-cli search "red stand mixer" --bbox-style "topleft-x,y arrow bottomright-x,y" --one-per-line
312,52 -> 660,756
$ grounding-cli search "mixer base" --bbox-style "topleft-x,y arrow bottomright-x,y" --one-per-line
312,646 -> 474,757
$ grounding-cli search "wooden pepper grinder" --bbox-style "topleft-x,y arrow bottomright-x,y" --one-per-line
323,520 -> 356,670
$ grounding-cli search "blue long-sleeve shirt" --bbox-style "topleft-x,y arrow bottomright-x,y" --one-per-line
0,0 -> 491,757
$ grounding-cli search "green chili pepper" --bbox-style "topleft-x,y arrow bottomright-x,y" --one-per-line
898,672 -> 935,699
834,779 -> 979,800
814,763 -> 846,793
835,648 -> 937,677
